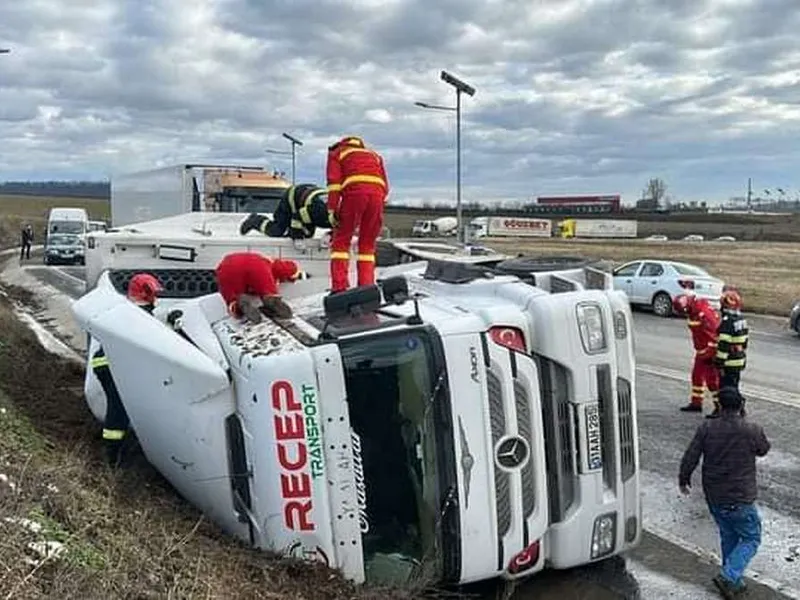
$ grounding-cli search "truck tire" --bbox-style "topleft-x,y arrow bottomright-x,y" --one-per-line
493,255 -> 600,276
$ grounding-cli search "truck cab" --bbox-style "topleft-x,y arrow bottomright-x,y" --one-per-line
72,226 -> 641,588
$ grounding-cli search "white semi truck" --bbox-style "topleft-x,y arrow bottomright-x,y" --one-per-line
110,164 -> 292,227
72,215 -> 641,588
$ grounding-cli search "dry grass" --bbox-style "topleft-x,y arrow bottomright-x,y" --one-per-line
484,238 -> 799,316
0,195 -> 110,250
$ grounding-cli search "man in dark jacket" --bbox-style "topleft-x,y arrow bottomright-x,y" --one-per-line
20,224 -> 33,260
679,387 -> 770,598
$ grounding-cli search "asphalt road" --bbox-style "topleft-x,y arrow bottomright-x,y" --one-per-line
12,263 -> 800,599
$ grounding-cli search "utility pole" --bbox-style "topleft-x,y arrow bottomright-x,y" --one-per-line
747,177 -> 752,211
282,133 -> 303,184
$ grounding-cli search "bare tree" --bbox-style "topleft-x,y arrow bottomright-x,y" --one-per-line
643,177 -> 668,207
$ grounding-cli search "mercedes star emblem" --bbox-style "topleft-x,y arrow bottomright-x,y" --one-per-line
495,436 -> 529,470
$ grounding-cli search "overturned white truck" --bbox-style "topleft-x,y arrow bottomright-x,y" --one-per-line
72,213 -> 641,587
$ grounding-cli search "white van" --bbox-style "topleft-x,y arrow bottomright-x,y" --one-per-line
45,207 -> 89,265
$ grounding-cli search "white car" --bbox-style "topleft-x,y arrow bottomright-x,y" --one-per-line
644,234 -> 668,241
682,234 -> 704,242
612,259 -> 725,317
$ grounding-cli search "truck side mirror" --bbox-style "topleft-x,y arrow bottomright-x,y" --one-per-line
380,276 -> 409,305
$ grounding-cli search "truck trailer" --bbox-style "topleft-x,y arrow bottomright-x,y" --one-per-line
72,222 -> 641,588
557,219 -> 638,239
110,164 -> 292,227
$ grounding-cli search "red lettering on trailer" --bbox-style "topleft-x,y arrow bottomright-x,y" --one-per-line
503,218 -> 548,229
271,380 -> 315,532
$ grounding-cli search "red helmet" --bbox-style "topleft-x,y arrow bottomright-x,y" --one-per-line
672,293 -> 695,316
720,289 -> 742,310
127,273 -> 163,306
329,135 -> 365,151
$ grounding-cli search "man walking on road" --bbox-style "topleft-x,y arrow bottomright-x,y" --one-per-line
19,224 -> 33,260
679,386 -> 770,598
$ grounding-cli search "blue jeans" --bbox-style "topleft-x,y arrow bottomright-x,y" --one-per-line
708,502 -> 762,588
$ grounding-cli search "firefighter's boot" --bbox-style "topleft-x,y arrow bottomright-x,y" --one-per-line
260,296 -> 293,320
239,213 -> 270,235
680,404 -> 702,413
105,439 -> 125,469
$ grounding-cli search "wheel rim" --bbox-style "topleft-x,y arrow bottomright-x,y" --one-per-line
654,295 -> 671,315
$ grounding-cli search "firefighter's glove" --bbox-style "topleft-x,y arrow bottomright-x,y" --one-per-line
328,210 -> 339,228
166,309 -> 184,331
294,270 -> 311,281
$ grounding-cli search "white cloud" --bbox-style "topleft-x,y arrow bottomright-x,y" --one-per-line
1,0 -> 800,204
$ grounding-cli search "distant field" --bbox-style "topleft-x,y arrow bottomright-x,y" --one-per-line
0,195 -> 110,250
384,210 -> 800,242
483,238 -> 799,317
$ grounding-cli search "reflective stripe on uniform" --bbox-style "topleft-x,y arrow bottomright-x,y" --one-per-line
718,333 -> 748,344
288,187 -> 298,212
688,320 -> 701,326
716,350 -> 729,359
328,183 -> 342,192
298,206 -> 311,224
342,174 -> 386,189
102,428 -> 125,440
290,218 -> 304,229
91,356 -> 110,369
330,251 -> 349,260
357,253 -> 375,262
725,358 -> 746,368
338,147 -> 375,160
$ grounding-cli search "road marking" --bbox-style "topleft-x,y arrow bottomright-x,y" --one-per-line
644,524 -> 800,599
637,363 -> 800,409
48,267 -> 87,288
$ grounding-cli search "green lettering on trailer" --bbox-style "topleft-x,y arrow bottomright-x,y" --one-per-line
302,383 -> 324,479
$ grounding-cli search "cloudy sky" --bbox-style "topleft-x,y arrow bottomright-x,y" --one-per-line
1,0 -> 800,206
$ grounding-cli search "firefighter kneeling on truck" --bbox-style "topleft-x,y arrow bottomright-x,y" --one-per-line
91,273 -> 164,467
239,183 -> 333,240
214,251 -> 308,321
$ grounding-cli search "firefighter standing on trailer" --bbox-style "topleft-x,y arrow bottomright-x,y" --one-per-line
239,183 -> 334,240
91,273 -> 163,467
214,251 -> 307,320
673,294 -> 721,416
326,136 -> 389,292
715,289 -> 749,400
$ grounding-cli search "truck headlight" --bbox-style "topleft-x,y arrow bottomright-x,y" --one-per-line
591,512 -> 617,559
576,302 -> 607,353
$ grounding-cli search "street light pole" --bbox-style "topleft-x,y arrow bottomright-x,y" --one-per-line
415,71 -> 475,243
282,133 -> 303,184
0,49 -> 9,54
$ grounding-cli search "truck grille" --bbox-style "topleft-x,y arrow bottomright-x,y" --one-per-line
596,365 -> 617,490
514,380 -> 536,519
109,269 -> 218,298
535,355 -> 576,523
487,370 -> 511,540
617,377 -> 636,482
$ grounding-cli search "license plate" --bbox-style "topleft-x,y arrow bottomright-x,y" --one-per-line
585,404 -> 603,471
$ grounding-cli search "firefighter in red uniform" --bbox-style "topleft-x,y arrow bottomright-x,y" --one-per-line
214,251 -> 307,320
672,294 -> 721,416
326,135 -> 389,292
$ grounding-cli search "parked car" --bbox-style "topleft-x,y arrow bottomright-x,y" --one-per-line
611,259 -> 725,317
682,234 -> 704,242
713,236 -> 736,242
645,234 -> 668,241
790,300 -> 800,336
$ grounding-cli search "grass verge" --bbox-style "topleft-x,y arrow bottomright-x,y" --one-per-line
484,238 -> 799,316
0,195 -> 110,251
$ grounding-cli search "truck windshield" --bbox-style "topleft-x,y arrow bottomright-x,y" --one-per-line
338,328 -> 450,584
49,221 -> 84,235
217,187 -> 285,214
